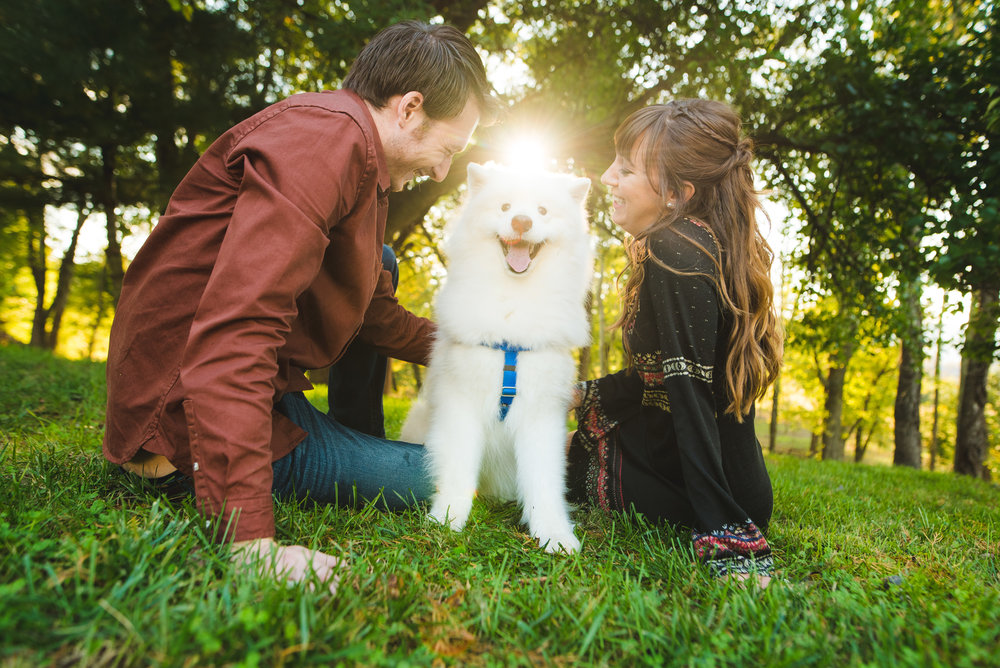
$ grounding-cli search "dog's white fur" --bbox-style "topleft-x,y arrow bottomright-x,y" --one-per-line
401,162 -> 593,553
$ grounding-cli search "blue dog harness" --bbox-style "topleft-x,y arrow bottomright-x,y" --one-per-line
490,341 -> 530,421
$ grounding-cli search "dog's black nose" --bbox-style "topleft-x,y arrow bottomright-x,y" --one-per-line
511,215 -> 532,235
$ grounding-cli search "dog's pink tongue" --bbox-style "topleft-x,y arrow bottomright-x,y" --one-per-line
506,242 -> 531,273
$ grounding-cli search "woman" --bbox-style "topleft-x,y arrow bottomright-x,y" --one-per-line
568,99 -> 783,583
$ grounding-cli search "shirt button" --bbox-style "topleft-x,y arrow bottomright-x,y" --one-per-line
193,462 -> 200,472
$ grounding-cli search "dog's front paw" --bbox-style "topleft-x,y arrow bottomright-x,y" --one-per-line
428,498 -> 471,532
536,530 -> 581,554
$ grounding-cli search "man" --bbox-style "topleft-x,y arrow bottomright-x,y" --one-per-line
103,20 -> 499,591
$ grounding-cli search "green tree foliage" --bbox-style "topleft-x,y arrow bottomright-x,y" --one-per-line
919,6 -> 999,480
753,0 -> 995,471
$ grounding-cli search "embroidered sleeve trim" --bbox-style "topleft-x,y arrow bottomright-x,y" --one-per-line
641,389 -> 670,412
661,355 -> 713,384
692,519 -> 773,577
575,383 -> 621,511
704,554 -> 775,578
632,351 -> 712,412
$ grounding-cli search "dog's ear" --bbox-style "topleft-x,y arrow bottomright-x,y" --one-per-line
467,163 -> 488,194
568,176 -> 591,204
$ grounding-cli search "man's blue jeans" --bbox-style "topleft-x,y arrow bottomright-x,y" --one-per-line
272,245 -> 431,510
272,391 -> 431,510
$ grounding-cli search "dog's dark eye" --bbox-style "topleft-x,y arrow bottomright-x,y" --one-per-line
502,203 -> 511,212
538,206 -> 547,215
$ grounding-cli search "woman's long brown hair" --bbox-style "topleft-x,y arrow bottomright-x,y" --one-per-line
612,100 -> 783,421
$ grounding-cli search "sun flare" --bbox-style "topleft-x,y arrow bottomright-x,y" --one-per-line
497,134 -> 556,172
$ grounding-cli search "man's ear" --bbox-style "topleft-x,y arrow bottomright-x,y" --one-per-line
396,91 -> 425,128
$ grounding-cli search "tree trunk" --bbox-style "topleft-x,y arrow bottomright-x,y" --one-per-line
410,362 -> 423,391
43,205 -> 88,350
809,431 -> 821,458
27,207 -> 48,347
768,370 -> 781,453
893,278 -> 924,468
384,363 -> 394,394
822,363 -> 848,461
854,420 -> 877,463
100,144 -> 125,304
596,250 -> 608,376
929,297 -> 946,472
154,123 -> 184,214
577,291 -> 593,381
87,260 -> 108,360
769,259 -> 795,455
954,286 -> 999,480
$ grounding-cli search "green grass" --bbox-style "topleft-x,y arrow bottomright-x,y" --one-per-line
1,344 -> 999,666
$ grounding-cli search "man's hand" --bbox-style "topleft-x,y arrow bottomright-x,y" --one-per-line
731,572 -> 771,589
231,537 -> 342,594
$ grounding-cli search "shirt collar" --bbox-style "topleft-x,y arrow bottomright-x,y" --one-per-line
345,89 -> 391,197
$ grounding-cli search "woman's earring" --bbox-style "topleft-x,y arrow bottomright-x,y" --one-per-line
666,201 -> 675,209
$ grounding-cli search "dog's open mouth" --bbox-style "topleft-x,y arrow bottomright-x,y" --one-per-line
499,237 -> 543,274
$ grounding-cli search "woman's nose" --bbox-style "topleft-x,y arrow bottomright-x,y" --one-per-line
600,165 -> 616,187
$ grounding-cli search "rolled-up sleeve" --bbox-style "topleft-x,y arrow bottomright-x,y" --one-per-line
357,267 -> 436,366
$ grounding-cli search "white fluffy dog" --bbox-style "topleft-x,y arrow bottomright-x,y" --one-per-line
401,162 -> 593,553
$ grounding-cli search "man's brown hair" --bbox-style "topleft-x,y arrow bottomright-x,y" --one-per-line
344,20 -> 500,122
